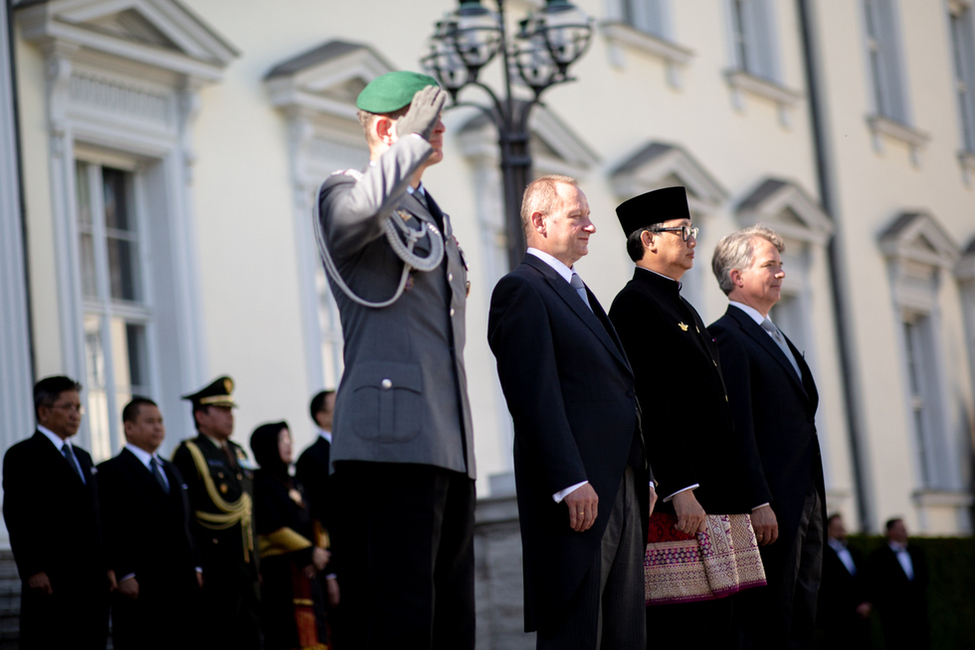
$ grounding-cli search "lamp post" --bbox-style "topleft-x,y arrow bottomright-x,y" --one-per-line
422,0 -> 593,272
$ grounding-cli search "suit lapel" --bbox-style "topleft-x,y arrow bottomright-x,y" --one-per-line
729,307 -> 809,400
35,431 -> 88,486
120,448 -> 172,506
524,255 -> 631,374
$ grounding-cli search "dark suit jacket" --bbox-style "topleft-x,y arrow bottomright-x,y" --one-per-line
296,435 -> 333,537
2,431 -> 108,646
868,544 -> 929,648
3,431 -> 105,584
97,448 -> 199,598
709,306 -> 825,552
818,542 -> 869,628
610,269 -> 753,513
488,254 -> 650,632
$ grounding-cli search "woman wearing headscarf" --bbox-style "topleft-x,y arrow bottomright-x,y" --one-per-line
251,421 -> 330,650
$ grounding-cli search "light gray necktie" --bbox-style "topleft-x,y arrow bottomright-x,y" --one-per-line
761,317 -> 802,380
569,272 -> 592,312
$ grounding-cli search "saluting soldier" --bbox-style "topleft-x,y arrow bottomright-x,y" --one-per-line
171,376 -> 260,649
316,72 -> 476,648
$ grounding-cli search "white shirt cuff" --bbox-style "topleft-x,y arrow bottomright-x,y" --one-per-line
553,480 -> 589,503
663,484 -> 699,502
752,503 -> 771,512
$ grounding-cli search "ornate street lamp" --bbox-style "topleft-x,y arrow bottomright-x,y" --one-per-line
422,0 -> 593,272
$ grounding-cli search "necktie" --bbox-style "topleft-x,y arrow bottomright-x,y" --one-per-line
61,443 -> 86,484
150,457 -> 170,494
569,273 -> 592,312
761,318 -> 802,379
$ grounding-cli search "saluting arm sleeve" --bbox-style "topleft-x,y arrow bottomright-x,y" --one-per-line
318,135 -> 433,256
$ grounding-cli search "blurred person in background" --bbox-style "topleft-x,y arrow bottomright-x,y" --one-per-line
252,421 -> 330,650
816,513 -> 870,650
869,518 -> 929,650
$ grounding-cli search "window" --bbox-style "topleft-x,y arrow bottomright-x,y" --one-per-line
949,3 -> 975,153
728,0 -> 780,82
622,0 -> 668,39
75,160 -> 152,460
902,314 -> 938,487
862,0 -> 908,123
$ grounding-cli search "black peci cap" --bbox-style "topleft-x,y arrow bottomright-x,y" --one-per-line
615,186 -> 690,236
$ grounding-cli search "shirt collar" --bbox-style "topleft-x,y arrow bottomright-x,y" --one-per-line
407,183 -> 425,198
729,300 -> 769,326
38,425 -> 69,450
827,537 -> 847,552
125,443 -> 159,470
526,247 -> 575,284
889,541 -> 908,552
318,429 -> 332,444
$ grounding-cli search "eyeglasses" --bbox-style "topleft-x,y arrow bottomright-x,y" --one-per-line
51,404 -> 85,415
653,225 -> 699,241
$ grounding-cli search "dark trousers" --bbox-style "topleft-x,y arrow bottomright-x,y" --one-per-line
646,596 -> 735,648
198,559 -> 261,650
111,577 -> 201,650
740,486 -> 824,650
20,573 -> 109,650
333,462 -> 475,650
537,467 -> 645,650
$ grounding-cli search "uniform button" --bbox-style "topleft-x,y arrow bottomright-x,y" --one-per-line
626,389 -> 634,398
450,308 -> 455,316
725,395 -> 729,402
448,273 -> 453,281
713,360 -> 717,367
212,538 -> 219,544
381,378 -> 392,389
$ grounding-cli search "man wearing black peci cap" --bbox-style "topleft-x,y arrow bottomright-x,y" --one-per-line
171,376 -> 260,650
608,187 -> 762,647
315,71 -> 476,648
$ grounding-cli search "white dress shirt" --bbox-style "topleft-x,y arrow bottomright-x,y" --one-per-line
828,537 -> 858,575
890,542 -> 915,580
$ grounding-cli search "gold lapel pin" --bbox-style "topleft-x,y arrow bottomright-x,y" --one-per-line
678,322 -> 689,331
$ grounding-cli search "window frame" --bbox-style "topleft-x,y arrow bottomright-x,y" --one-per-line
73,154 -> 158,459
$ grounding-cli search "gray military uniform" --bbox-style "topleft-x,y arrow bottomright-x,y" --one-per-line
317,134 -> 475,480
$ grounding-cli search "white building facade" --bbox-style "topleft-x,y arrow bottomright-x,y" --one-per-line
2,0 -> 973,549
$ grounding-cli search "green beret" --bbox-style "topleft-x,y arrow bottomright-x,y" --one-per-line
356,71 -> 440,114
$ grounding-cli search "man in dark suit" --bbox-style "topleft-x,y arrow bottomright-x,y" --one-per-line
171,376 -> 260,650
296,389 -> 341,641
708,225 -> 826,649
869,518 -> 929,650
98,396 -> 202,649
2,375 -> 110,649
488,174 -> 654,649
609,187 -> 759,646
817,514 -> 870,649
317,72 -> 476,649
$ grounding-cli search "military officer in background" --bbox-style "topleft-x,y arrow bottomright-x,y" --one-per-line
171,376 -> 260,649
316,72 -> 476,649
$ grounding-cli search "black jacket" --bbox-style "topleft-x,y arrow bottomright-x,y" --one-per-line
610,269 -> 752,514
709,305 -> 824,549
488,254 -> 650,632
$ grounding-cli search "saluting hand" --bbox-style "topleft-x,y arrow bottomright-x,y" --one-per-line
394,86 -> 447,141
565,484 -> 598,532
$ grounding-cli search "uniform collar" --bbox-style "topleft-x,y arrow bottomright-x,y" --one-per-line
318,429 -> 332,444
